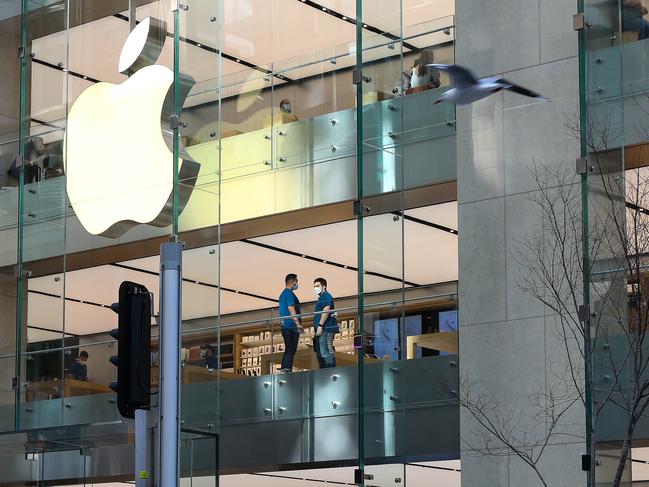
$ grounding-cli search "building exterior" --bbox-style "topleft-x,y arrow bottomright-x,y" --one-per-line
0,0 -> 644,486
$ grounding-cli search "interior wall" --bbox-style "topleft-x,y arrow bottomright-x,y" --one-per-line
0,12 -> 22,188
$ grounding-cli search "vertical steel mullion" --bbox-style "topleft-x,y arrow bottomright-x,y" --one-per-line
355,1 -> 365,486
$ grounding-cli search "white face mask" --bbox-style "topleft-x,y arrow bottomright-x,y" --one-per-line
314,286 -> 322,296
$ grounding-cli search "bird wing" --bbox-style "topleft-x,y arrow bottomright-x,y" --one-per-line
426,64 -> 478,89
497,78 -> 547,100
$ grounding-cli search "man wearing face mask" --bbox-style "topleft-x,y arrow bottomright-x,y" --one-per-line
279,273 -> 303,372
314,278 -> 338,368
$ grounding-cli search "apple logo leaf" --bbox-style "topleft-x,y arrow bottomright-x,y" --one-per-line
64,17 -> 201,239
118,17 -> 166,75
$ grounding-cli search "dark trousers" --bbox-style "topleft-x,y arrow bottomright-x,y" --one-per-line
313,336 -> 327,369
281,329 -> 300,371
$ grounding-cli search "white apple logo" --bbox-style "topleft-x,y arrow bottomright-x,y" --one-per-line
64,17 -> 200,238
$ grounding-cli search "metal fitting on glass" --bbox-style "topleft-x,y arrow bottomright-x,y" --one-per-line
389,367 -> 399,373
330,145 -> 337,153
331,374 -> 339,382
264,408 -> 271,415
329,118 -> 337,126
264,133 -> 271,140
331,401 -> 340,409
263,381 -> 271,389
389,395 -> 400,401
278,156 -> 287,163
449,361 -> 457,367
388,104 -> 397,111
278,406 -> 286,414
277,130 -> 287,136
278,379 -> 286,387
64,403 -> 72,409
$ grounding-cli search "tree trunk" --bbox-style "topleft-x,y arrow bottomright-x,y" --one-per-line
612,417 -> 636,487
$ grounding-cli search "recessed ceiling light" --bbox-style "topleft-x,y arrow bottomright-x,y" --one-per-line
235,58 -> 240,62
322,7 -> 327,10
196,43 -> 201,47
342,16 -> 347,20
363,24 -> 368,28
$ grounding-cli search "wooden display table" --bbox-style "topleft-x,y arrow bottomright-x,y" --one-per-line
406,332 -> 458,359
151,364 -> 242,386
27,379 -> 111,401
260,347 -> 380,375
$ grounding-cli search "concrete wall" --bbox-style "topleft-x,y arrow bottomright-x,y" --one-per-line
456,0 -> 585,486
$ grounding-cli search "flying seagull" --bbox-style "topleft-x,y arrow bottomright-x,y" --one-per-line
427,64 -> 548,105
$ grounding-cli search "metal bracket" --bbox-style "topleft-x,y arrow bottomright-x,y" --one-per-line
578,304 -> 590,323
354,469 -> 363,484
353,200 -> 371,216
169,115 -> 179,130
576,157 -> 587,175
14,264 -> 31,279
18,46 -> 25,59
573,13 -> 585,31
15,154 -> 24,168
352,68 -> 372,85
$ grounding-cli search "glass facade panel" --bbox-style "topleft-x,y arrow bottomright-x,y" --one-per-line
0,1 -> 461,485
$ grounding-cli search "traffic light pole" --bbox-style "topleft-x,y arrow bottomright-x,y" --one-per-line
159,242 -> 182,487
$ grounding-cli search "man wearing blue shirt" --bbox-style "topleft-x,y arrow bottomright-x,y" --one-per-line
313,278 -> 338,368
278,273 -> 303,372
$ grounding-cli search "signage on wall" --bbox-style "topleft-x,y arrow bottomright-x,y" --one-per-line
64,17 -> 200,238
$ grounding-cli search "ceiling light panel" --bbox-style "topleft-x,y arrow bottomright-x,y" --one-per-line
405,201 -> 458,231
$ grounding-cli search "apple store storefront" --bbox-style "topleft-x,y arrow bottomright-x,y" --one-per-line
0,0 -> 460,485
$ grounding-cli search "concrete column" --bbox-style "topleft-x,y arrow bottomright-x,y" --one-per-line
456,0 -> 584,485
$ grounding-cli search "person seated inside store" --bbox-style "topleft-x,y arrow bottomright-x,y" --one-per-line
68,351 -> 89,381
622,0 -> 649,40
203,344 -> 219,370
408,49 -> 441,93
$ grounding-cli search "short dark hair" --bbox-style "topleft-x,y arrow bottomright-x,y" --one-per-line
285,273 -> 298,285
314,277 -> 327,288
79,351 -> 89,359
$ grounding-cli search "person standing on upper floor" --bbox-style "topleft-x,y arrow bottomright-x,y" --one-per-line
279,273 -> 303,372
313,278 -> 339,368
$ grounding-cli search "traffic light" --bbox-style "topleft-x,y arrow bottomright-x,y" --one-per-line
109,281 -> 152,419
